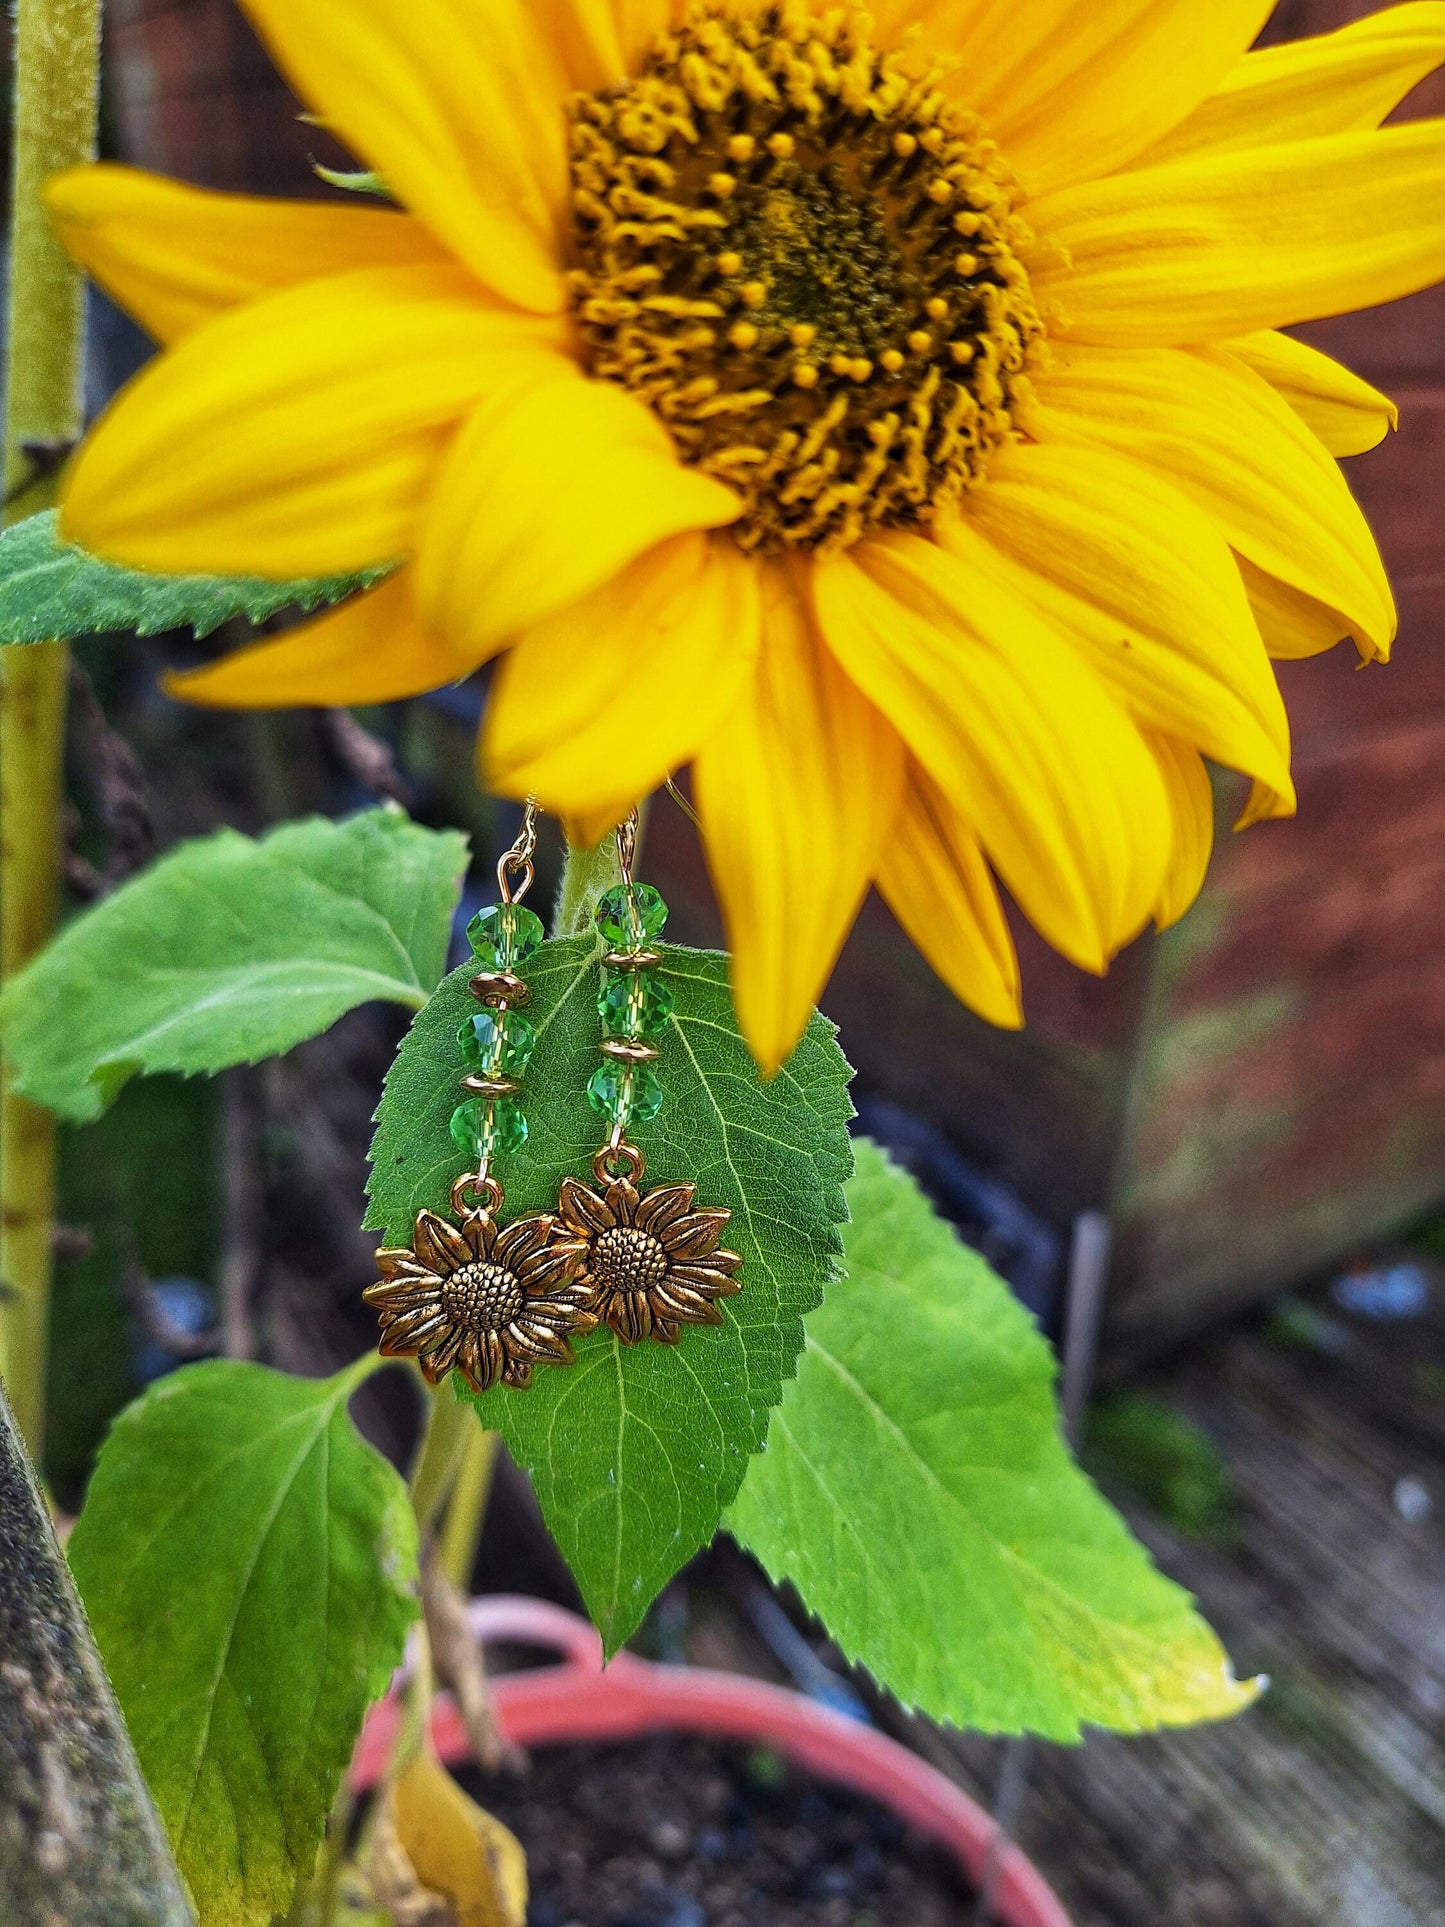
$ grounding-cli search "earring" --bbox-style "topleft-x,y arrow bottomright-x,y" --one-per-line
365,805 -> 596,1392
555,814 -> 743,1345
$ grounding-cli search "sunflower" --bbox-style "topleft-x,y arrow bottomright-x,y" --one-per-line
556,1172 -> 743,1343
48,0 -> 1445,1068
366,1208 -> 595,1391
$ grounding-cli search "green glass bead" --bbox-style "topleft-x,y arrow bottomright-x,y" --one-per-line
466,902 -> 544,968
597,969 -> 674,1039
457,1008 -> 536,1076
586,1062 -> 663,1128
595,882 -> 668,949
449,1096 -> 528,1158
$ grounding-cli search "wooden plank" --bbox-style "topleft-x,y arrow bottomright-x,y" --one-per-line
893,1294 -> 1445,1926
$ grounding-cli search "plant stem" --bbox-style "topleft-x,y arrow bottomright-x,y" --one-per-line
407,1377 -> 476,1542
0,1375 -> 193,1923
0,0 -> 103,1455
554,832 -> 623,937
439,1420 -> 500,1592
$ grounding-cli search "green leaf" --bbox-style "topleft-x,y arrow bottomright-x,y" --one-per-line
67,1358 -> 418,1927
366,938 -> 852,1652
0,808 -> 467,1122
727,1141 -> 1260,1740
0,508 -> 391,644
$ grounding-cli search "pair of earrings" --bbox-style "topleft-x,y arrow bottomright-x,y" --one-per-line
365,809 -> 743,1394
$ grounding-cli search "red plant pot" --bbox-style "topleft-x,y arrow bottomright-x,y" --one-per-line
353,1594 -> 1072,1927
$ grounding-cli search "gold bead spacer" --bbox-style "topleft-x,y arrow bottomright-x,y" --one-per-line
460,1074 -> 522,1099
600,1038 -> 662,1064
469,969 -> 531,1006
601,948 -> 663,971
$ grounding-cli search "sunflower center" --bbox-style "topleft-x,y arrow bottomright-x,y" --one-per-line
592,1226 -> 670,1297
441,1260 -> 525,1332
566,0 -> 1045,554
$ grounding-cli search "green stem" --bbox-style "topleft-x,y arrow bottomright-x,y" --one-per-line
0,0 -> 102,1456
554,833 -> 623,938
439,1420 -> 500,1593
407,1376 -> 475,1542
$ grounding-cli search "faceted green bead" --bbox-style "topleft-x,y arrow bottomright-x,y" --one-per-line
479,1098 -> 528,1155
595,882 -> 668,949
585,1064 -> 626,1124
627,1065 -> 663,1125
449,1098 -> 483,1157
597,969 -> 674,1039
457,1008 -> 536,1076
449,1096 -> 528,1158
466,902 -> 544,968
586,1062 -> 663,1128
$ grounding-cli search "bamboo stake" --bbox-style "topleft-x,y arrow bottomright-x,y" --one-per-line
0,0 -> 102,1452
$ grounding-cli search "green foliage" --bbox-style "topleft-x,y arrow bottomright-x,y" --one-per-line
0,809 -> 466,1121
0,509 -> 389,644
366,938 -> 852,1652
728,1142 -> 1258,1740
1083,1391 -> 1240,1545
67,1358 -> 418,1927
45,1075 -> 218,1509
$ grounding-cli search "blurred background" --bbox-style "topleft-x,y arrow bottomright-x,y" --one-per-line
3,2 -> 1443,1922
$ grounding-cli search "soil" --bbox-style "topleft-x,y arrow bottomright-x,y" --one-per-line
463,1733 -> 973,1927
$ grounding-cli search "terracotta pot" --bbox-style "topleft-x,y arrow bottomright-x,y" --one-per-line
353,1594 -> 1072,1927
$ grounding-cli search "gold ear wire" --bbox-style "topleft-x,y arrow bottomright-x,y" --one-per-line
496,795 -> 539,905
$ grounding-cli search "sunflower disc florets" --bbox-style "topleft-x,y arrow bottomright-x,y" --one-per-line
567,0 -> 1046,554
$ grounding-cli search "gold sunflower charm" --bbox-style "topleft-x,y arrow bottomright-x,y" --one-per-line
558,1148 -> 743,1346
366,1184 -> 595,1393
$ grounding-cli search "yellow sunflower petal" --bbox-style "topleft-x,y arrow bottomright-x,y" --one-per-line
611,0 -> 673,66
1236,776 -> 1295,830
43,163 -> 446,344
533,0 -> 629,85
562,802 -> 645,851
951,440 -> 1292,804
1237,555 -> 1362,662
693,561 -> 904,1074
163,572 -> 464,709
874,0 -> 1272,193
1135,3 -> 1445,167
61,266 -> 570,579
813,535 -> 1170,973
1148,735 -> 1217,928
878,765 -> 1022,1030
1034,121 -> 1445,345
1223,331 -> 1397,457
416,370 -> 739,663
483,531 -> 760,818
237,0 -> 569,313
1027,343 -> 1396,660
